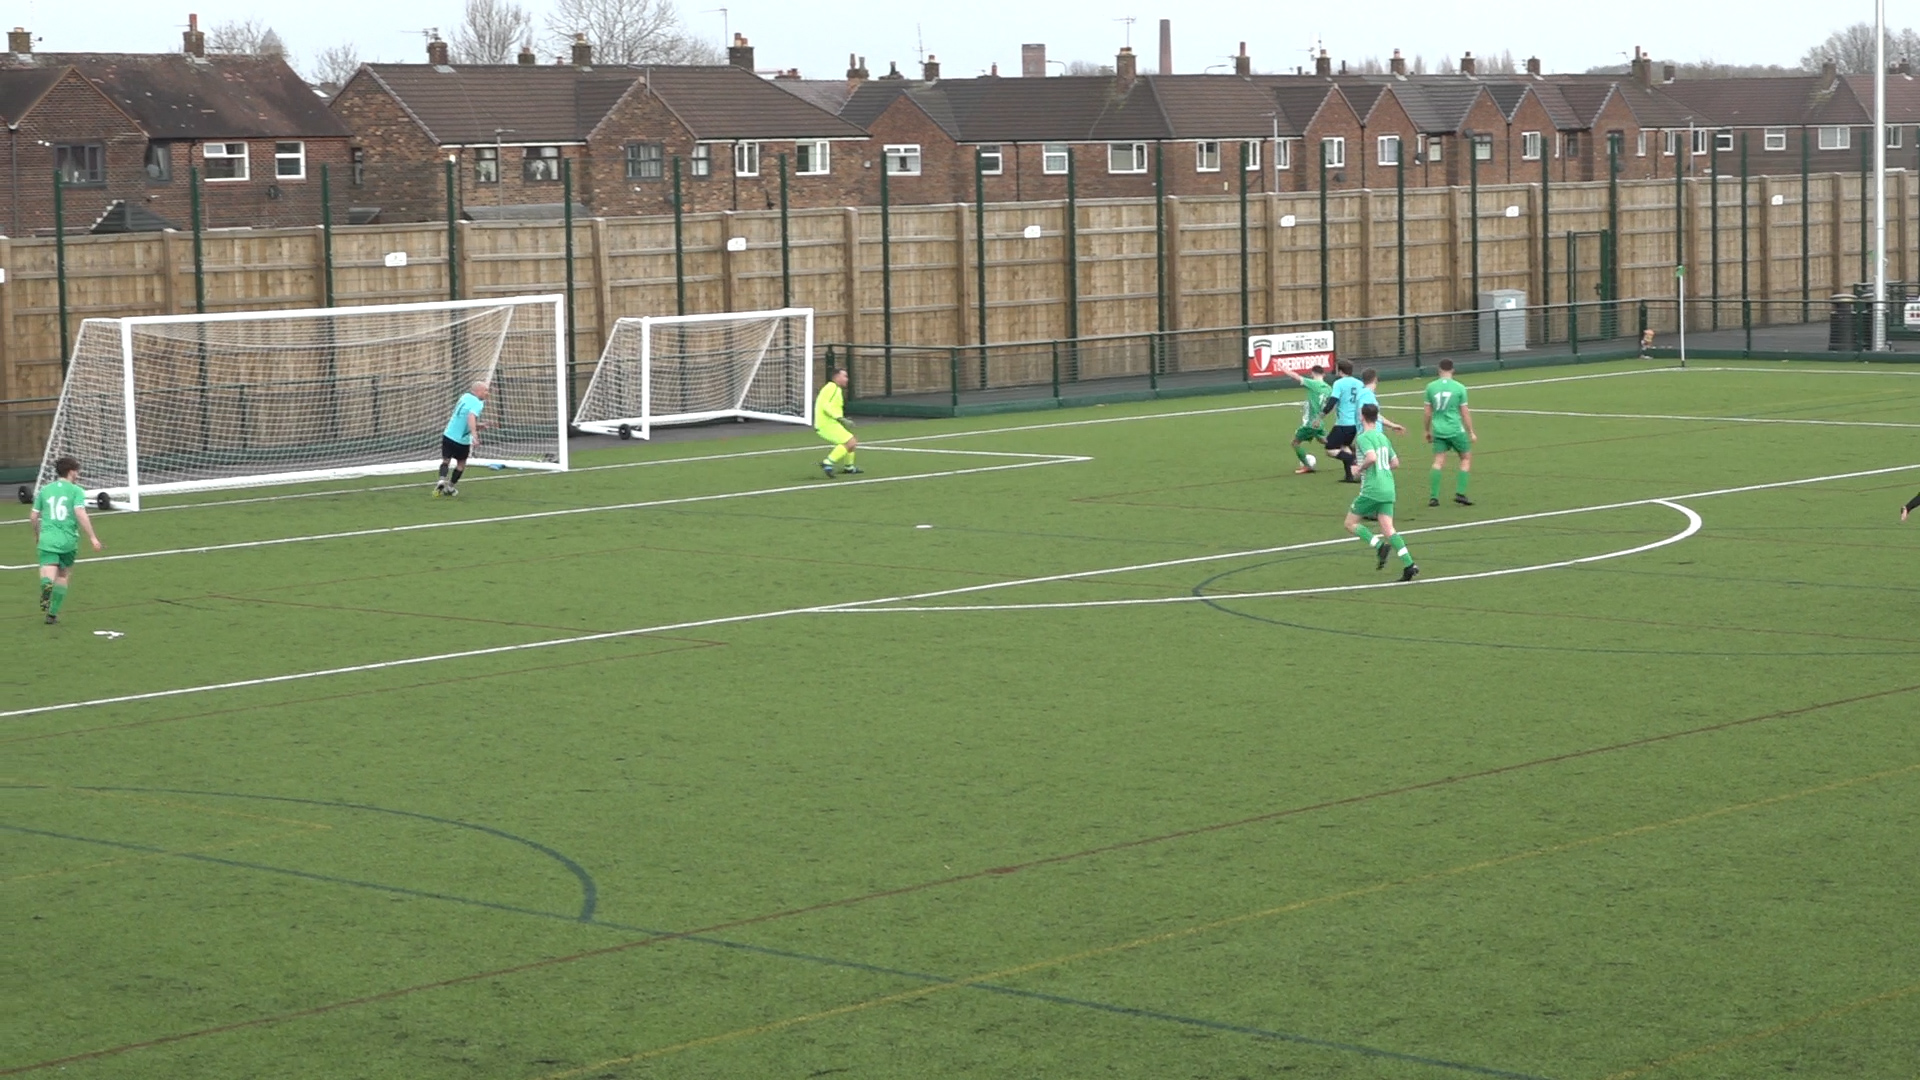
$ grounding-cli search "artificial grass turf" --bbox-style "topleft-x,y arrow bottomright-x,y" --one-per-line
5,359 -> 1920,1078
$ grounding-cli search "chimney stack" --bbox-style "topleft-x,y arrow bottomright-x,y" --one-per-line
1459,51 -> 1475,76
182,14 -> 205,58
1022,43 -> 1046,77
923,54 -> 941,81
1115,46 -> 1137,88
1820,58 -> 1837,85
1158,18 -> 1172,75
427,35 -> 450,66
7,26 -> 29,55
847,53 -> 869,87
571,33 -> 592,66
727,33 -> 753,69
1314,48 -> 1330,77
989,62 -> 999,77
1663,63 -> 1675,82
1234,41 -> 1250,77
882,60 -> 904,80
1390,49 -> 1407,77
1631,46 -> 1652,87
518,43 -> 536,65
1526,55 -> 1540,76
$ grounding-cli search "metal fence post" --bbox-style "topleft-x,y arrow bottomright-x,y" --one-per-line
1397,154 -> 1408,355
948,345 -> 959,410
320,163 -> 335,308
54,169 -> 69,370
1051,338 -> 1061,401
672,157 -> 686,316
779,153 -> 792,309
1239,140 -> 1251,340
1801,129 -> 1811,319
190,166 -> 205,314
975,147 -> 989,387
1065,148 -> 1079,343
563,158 -> 578,416
1318,146 -> 1330,326
1469,137 -> 1480,347
1154,141 -> 1166,384
1711,137 -> 1720,329
445,157 -> 459,301
881,162 -> 893,364
1741,133 -> 1752,354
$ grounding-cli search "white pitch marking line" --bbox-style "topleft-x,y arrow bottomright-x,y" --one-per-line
4,463 -> 1908,723
0,454 -> 1091,572
845,501 -> 1702,614
1473,408 -> 1920,430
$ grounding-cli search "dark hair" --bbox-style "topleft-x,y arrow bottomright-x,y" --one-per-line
1438,358 -> 1455,372
1337,359 -> 1354,375
1361,403 -> 1380,423
1310,364 -> 1326,375
1360,367 -> 1378,384
54,456 -> 80,478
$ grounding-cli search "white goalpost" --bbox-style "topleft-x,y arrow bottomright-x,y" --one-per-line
36,295 -> 569,510
572,307 -> 813,439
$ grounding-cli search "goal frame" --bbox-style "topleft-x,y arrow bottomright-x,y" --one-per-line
572,307 -> 813,440
47,294 -> 570,511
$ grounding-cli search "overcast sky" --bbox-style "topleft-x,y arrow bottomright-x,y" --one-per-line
9,0 -> 1904,79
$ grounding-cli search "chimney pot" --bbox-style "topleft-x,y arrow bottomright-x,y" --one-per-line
427,36 -> 450,66
989,62 -> 999,77
1314,48 -> 1330,77
1460,51 -> 1475,76
1632,50 -> 1653,87
571,33 -> 592,66
923,54 -> 941,81
882,59 -> 905,80
517,43 -> 536,65
1234,42 -> 1250,77
1390,49 -> 1406,77
727,33 -> 753,69
1021,43 -> 1045,78
1115,46 -> 1137,86
1158,17 -> 1171,75
847,53 -> 869,85
1526,55 -> 1541,76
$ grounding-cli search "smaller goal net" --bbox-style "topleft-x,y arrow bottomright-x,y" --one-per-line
37,295 -> 568,510
572,308 -> 813,439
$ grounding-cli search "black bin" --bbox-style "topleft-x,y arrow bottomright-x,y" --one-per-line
1829,294 -> 1858,351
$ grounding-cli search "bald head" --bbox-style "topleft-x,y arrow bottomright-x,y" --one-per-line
471,381 -> 490,400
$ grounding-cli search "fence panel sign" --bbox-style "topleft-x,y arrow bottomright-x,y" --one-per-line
1247,330 -> 1336,377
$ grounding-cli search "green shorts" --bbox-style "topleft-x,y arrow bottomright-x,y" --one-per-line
1432,431 -> 1471,455
1293,425 -> 1323,444
37,548 -> 75,570
816,421 -> 852,446
1349,495 -> 1394,520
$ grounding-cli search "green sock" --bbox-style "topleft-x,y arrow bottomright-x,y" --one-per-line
1457,471 -> 1471,495
49,584 -> 67,615
1430,468 -> 1442,500
1354,525 -> 1377,547
1294,444 -> 1309,464
1391,534 -> 1413,566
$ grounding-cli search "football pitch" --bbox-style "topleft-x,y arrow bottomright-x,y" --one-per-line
6,357 -> 1920,1079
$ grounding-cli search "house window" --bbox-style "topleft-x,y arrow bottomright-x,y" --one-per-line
1764,128 -> 1787,151
144,143 -> 172,183
976,144 -> 1002,175
1889,125 -> 1904,149
691,144 -> 712,177
1320,136 -> 1345,168
1521,131 -> 1543,161
1473,134 -> 1493,161
625,142 -> 663,180
1195,141 -> 1221,172
1819,126 -> 1850,151
350,147 -> 365,186
1426,136 -> 1442,163
1276,138 -> 1294,170
523,146 -> 561,181
884,143 -> 921,175
475,146 -> 499,183
796,140 -> 830,175
1566,132 -> 1580,158
1108,142 -> 1147,173
1691,129 -> 1710,155
1637,130 -> 1648,157
274,141 -> 306,179
1241,140 -> 1260,170
1378,134 -> 1401,166
1607,131 -> 1624,159
1714,130 -> 1734,152
203,141 -> 248,181
734,141 -> 760,177
1663,129 -> 1679,156
1041,143 -> 1070,174
53,143 -> 105,186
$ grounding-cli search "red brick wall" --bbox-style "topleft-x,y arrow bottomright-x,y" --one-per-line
1,70 -> 147,236
329,73 -> 451,223
1300,92 -> 1365,192
1504,93 -> 1557,185
1356,91 -> 1422,190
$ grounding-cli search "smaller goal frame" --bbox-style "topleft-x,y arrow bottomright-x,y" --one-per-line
44,294 -> 569,511
572,307 -> 813,440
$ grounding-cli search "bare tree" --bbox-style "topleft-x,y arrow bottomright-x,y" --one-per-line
307,44 -> 361,88
1800,22 -> 1920,73
544,0 -> 715,65
452,0 -> 534,64
1435,55 -> 1456,75
207,18 -> 285,56
1064,60 -> 1115,77
1409,54 -> 1427,75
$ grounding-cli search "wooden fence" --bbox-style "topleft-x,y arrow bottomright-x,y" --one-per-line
1,169 -> 1909,466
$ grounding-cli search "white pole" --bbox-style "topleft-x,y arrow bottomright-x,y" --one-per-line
1678,265 -> 1687,367
119,320 -> 143,511
1874,0 -> 1890,350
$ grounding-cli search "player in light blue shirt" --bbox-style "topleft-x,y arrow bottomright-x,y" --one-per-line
1357,368 -> 1408,435
436,381 -> 490,497
1323,360 -> 1364,481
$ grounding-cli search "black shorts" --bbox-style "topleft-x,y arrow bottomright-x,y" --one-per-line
441,436 -> 472,462
1324,425 -> 1358,451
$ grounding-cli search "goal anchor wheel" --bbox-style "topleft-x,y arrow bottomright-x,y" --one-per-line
15,485 -> 29,505
95,491 -> 114,511
617,423 -> 634,440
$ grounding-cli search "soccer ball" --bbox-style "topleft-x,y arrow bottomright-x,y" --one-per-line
1304,454 -> 1317,468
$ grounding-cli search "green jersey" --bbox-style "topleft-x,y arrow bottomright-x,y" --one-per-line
1356,428 -> 1397,501
34,479 -> 86,554
1425,377 -> 1469,438
1299,377 -> 1331,428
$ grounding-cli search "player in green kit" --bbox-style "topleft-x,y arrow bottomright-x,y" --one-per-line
1423,358 -> 1477,507
1344,404 -> 1418,582
30,456 -> 105,624
1282,364 -> 1331,473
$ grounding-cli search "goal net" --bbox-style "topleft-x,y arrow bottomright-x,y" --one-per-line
572,307 -> 813,439
37,295 -> 568,510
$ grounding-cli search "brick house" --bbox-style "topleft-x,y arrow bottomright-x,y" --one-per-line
1656,70 -> 1875,177
0,24 -> 354,233
0,65 -> 146,236
329,36 -> 868,222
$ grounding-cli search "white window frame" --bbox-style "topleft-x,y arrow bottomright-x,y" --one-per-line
1473,134 -> 1493,162
1377,134 -> 1401,166
1636,130 -> 1648,157
1276,138 -> 1295,170
1888,125 -> 1904,149
734,141 -> 761,177
795,140 -> 829,176
1194,140 -> 1221,172
883,143 -> 921,176
203,141 -> 249,181
1427,135 -> 1442,163
977,144 -> 1003,175
1663,129 -> 1679,156
1521,131 -> 1543,161
1690,129 -> 1710,155
1241,140 -> 1261,171
691,144 -> 712,178
1819,125 -> 1849,151
1714,130 -> 1734,153
1041,143 -> 1070,174
1320,136 -> 1345,168
1108,142 -> 1147,174
274,140 -> 306,179
1764,128 -> 1787,152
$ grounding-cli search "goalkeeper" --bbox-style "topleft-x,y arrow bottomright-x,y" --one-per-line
815,368 -> 862,477
435,381 -> 491,497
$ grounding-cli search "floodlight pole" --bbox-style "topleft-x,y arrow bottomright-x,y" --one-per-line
1873,0 -> 1889,350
